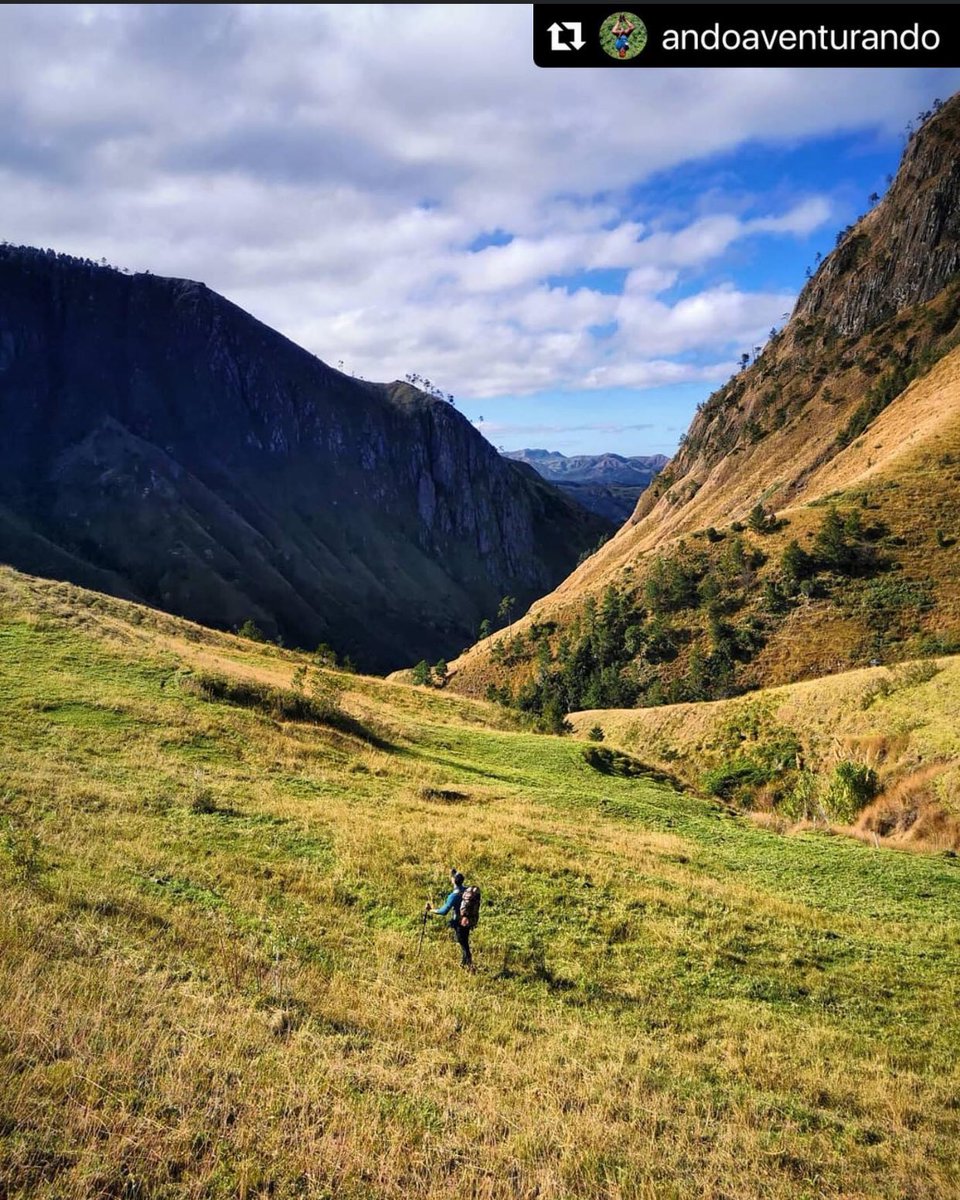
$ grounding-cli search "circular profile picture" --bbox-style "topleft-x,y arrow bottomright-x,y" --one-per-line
600,12 -> 647,60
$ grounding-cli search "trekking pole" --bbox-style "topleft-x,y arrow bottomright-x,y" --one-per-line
417,904 -> 429,956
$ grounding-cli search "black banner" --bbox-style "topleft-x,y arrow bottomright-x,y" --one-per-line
533,5 -> 957,66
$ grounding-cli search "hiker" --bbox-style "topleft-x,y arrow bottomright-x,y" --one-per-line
612,14 -> 635,56
425,868 -> 480,971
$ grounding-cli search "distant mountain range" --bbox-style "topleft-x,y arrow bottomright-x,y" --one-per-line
0,245 -> 609,671
502,450 -> 668,523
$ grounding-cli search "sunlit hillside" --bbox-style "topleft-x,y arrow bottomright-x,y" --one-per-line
447,98 -> 960,709
2,566 -> 959,1199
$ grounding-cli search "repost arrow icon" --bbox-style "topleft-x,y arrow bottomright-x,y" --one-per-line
548,21 -> 569,51
565,22 -> 586,49
548,21 -> 585,51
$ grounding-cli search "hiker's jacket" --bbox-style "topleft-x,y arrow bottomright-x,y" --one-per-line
434,888 -> 463,920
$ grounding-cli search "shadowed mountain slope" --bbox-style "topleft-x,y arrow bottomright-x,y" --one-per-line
0,245 -> 608,670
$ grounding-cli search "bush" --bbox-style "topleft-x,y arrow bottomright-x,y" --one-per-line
779,770 -> 822,822
237,619 -> 267,642
824,761 -> 879,824
587,724 -> 605,742
582,745 -> 675,785
411,660 -> 433,686
703,758 -> 775,799
180,671 -> 342,725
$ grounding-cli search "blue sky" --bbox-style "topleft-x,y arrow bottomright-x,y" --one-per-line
474,127 -> 918,455
0,5 -> 957,456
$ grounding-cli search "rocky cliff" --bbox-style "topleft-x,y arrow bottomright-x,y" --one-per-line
0,245 -> 608,670
794,99 -> 960,338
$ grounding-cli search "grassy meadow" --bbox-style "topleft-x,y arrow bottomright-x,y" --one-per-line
2,567 -> 960,1199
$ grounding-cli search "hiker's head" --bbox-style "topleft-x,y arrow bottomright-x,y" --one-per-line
452,871 -> 465,888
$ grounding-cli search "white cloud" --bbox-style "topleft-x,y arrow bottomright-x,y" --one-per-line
0,4 -> 957,418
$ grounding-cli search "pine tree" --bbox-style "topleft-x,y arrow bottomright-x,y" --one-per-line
747,503 -> 771,534
780,539 -> 815,590
412,660 -> 433,686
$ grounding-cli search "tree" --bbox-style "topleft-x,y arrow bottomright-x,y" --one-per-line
433,659 -> 448,685
868,191 -> 880,205
588,725 -> 605,742
761,579 -> 789,615
412,660 -> 433,686
539,695 -> 571,736
478,618 -> 492,641
237,619 -> 266,642
315,642 -> 338,667
686,643 -> 711,701
780,539 -> 815,590
747,503 -> 772,534
813,506 -> 853,571
497,595 -> 516,626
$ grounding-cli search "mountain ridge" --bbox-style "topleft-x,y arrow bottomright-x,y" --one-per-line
0,244 -> 608,670
447,92 -> 960,710
502,448 -> 667,522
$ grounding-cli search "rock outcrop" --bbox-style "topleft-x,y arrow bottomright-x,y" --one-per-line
795,98 -> 960,338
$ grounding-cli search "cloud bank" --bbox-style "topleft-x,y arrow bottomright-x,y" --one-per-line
1,5 -> 957,429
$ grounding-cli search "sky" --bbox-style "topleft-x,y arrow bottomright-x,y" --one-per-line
1,6 -> 958,457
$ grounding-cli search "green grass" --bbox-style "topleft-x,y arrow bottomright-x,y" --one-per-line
2,568 -> 960,1198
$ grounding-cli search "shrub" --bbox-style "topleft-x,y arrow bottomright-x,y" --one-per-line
315,643 -> 338,666
703,758 -> 775,800
825,761 -> 879,823
1,816 -> 49,886
587,725 -> 605,742
180,671 -> 343,725
779,770 -> 822,822
411,660 -> 433,686
237,619 -> 267,642
582,746 -> 675,785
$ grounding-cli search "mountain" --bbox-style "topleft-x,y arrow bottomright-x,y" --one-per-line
502,449 -> 667,522
449,94 -> 960,711
503,449 -> 668,486
0,245 -> 609,671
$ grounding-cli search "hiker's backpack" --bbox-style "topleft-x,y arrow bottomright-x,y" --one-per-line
459,885 -> 481,929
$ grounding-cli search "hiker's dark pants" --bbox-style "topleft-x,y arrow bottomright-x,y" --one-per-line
450,920 -> 472,967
